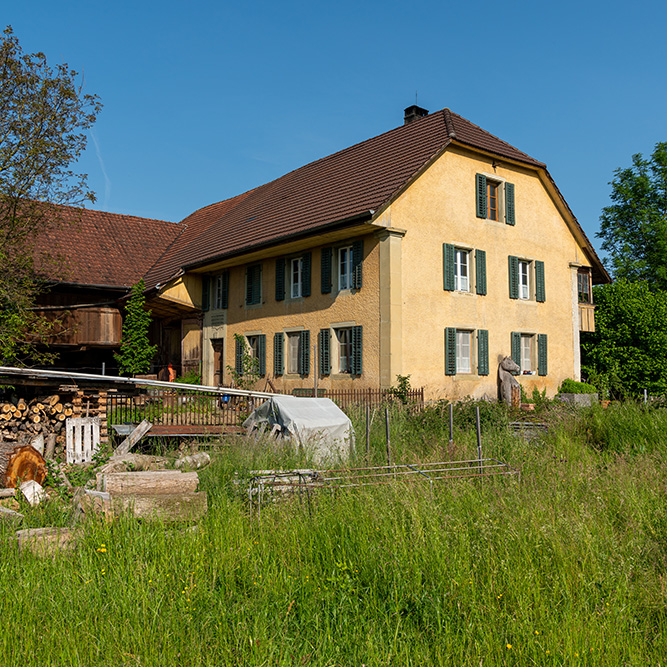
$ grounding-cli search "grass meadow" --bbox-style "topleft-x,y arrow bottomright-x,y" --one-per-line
1,401 -> 666,665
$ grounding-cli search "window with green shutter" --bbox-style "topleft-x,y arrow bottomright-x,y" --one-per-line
351,325 -> 363,376
319,329 -> 331,376
477,329 -> 489,375
321,247 -> 332,293
475,249 -> 487,295
275,259 -> 285,301
535,260 -> 546,302
352,240 -> 363,289
511,332 -> 521,373
299,330 -> 310,376
235,336 -> 244,375
476,174 -> 487,218
213,272 -> 229,309
246,265 -> 262,305
273,333 -> 284,376
201,276 -> 210,312
505,182 -> 516,225
257,335 -> 266,376
445,327 -> 456,375
302,252 -> 312,297
442,243 -> 455,291
508,256 -> 519,299
537,334 -> 548,376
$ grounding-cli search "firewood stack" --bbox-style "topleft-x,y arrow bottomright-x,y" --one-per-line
0,394 -> 74,454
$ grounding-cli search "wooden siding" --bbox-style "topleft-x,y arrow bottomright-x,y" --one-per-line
45,307 -> 122,346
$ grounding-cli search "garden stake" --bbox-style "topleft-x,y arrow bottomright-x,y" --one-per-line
385,407 -> 392,468
366,405 -> 370,458
476,406 -> 483,476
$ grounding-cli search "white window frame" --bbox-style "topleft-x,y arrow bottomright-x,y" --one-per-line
456,330 -> 472,374
290,257 -> 303,299
521,334 -> 533,374
335,327 -> 353,374
246,335 -> 260,360
338,245 -> 354,291
454,248 -> 470,292
518,260 -> 530,300
287,332 -> 301,374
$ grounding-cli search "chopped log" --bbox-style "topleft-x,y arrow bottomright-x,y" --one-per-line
175,452 -> 211,470
97,471 -> 199,495
0,443 -> 48,488
46,394 -> 61,407
0,506 -> 24,522
30,433 -> 44,455
111,491 -> 207,522
20,480 -> 46,506
16,527 -> 76,557
1,403 -> 11,413
111,419 -> 152,457
0,488 -> 16,498
96,453 -> 171,476
44,434 -> 57,460
54,403 -> 63,414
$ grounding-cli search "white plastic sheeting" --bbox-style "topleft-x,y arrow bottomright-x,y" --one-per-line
243,395 -> 355,465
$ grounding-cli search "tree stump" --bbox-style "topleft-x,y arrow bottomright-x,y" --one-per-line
0,443 -> 48,488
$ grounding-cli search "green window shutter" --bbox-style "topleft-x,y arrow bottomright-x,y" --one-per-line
475,249 -> 487,295
352,240 -> 363,289
302,252 -> 312,297
508,256 -> 519,299
476,173 -> 487,218
257,335 -> 266,376
511,332 -> 521,373
235,337 -> 244,376
477,329 -> 489,376
535,260 -> 546,302
275,259 -> 285,301
505,182 -> 516,225
445,327 -> 456,376
273,332 -> 284,376
220,271 -> 229,309
319,329 -> 331,376
442,243 -> 455,291
352,325 -> 363,376
321,247 -> 332,294
245,267 -> 255,305
253,266 -> 262,304
299,330 -> 310,376
201,276 -> 210,312
538,334 -> 548,376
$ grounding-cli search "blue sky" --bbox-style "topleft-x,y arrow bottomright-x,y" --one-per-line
6,0 -> 667,259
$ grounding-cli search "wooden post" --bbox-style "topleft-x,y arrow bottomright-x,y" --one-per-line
475,406 -> 482,476
384,407 -> 392,468
365,405 -> 370,457
313,343 -> 318,398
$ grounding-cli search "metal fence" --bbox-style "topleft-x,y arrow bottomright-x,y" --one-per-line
293,387 -> 424,409
107,390 -> 244,428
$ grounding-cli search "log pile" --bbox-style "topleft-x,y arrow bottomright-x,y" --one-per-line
0,394 -> 74,455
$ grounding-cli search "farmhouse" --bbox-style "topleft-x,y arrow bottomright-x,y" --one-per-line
140,105 -> 608,399
35,106 -> 608,399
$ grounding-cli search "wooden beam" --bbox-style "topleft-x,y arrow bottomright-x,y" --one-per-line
111,419 -> 152,457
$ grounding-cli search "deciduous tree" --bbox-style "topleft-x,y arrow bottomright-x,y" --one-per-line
0,26 -> 101,364
597,142 -> 667,289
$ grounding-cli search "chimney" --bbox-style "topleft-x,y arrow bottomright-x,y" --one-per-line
404,105 -> 429,125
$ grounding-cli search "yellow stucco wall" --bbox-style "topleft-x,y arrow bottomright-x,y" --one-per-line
201,233 -> 381,391
385,145 -> 593,399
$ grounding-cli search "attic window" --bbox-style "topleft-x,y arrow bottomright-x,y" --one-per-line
476,174 -> 515,225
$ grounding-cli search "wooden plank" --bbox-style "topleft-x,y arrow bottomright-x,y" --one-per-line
97,470 -> 199,495
111,491 -> 207,522
111,419 -> 152,457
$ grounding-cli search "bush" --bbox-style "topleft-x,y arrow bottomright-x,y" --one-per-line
558,379 -> 598,394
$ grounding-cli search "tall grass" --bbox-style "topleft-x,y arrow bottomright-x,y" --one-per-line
0,401 -> 665,665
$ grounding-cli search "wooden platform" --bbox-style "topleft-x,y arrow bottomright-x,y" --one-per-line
143,424 -> 242,438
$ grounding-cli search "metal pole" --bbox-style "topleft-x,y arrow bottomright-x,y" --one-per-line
385,407 -> 392,468
475,406 -> 482,476
449,403 -> 453,445
314,343 -> 318,398
101,362 -> 106,376
366,405 -> 370,457
644,388 -> 648,405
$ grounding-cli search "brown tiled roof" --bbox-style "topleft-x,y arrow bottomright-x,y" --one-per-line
35,206 -> 182,289
144,108 -> 607,286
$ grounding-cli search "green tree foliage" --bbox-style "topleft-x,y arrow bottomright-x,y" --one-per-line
0,26 -> 101,365
597,142 -> 667,288
581,280 -> 667,398
114,280 -> 157,376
